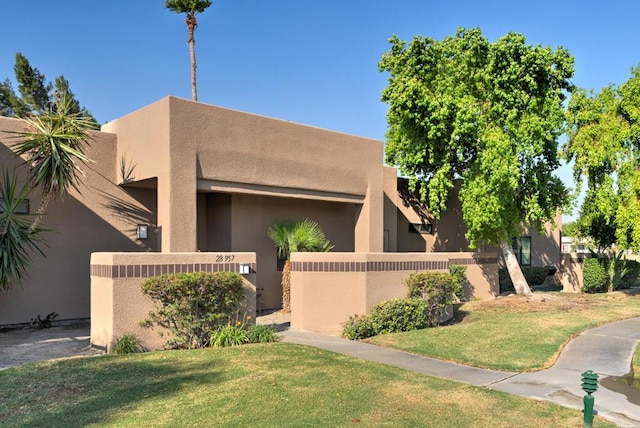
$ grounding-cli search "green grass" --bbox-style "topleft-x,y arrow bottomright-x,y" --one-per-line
0,343 -> 613,427
366,291 -> 640,371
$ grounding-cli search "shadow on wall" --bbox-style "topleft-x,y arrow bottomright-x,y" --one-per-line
94,186 -> 157,247
0,180 -> 158,325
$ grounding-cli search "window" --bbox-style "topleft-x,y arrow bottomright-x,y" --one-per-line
511,237 -> 531,266
0,198 -> 30,214
408,222 -> 433,234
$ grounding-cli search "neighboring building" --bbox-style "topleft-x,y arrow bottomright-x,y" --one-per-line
561,236 -> 591,254
0,96 -> 562,325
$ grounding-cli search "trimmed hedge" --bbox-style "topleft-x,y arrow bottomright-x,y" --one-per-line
141,272 -> 245,349
582,258 -> 608,293
342,271 -> 456,340
342,298 -> 430,340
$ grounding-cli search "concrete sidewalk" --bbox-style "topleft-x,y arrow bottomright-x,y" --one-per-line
279,318 -> 640,428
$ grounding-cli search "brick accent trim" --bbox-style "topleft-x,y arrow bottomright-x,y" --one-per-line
291,257 -> 497,272
90,263 -> 257,278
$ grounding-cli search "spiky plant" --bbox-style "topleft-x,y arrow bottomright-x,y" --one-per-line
0,169 -> 48,291
9,96 -> 94,229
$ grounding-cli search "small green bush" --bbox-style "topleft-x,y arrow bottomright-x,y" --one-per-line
141,272 -> 245,349
210,325 -> 249,348
405,271 -> 455,320
30,312 -> 59,329
113,333 -> 145,354
582,258 -> 608,293
246,324 -> 279,343
523,267 -> 549,287
449,264 -> 467,301
342,314 -> 375,340
620,259 -> 640,289
342,298 -> 429,340
369,298 -> 431,334
499,266 -> 550,293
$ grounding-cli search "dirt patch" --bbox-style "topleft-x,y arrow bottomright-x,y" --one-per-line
465,292 -> 608,312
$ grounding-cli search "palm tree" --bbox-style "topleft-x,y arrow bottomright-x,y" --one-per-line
9,96 -> 94,230
164,0 -> 213,102
268,219 -> 333,311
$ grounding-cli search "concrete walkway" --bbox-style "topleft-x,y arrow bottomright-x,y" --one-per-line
279,318 -> 640,428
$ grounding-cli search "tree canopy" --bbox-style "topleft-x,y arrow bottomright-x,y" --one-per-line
565,65 -> 640,251
0,53 -> 97,126
380,28 -> 573,248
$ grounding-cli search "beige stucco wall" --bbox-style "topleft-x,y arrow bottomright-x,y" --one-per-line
103,96 -> 385,255
90,252 -> 256,352
0,116 -> 157,325
290,252 -> 498,335
559,253 -> 585,292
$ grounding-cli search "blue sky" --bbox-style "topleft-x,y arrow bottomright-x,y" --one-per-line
2,1 -> 639,221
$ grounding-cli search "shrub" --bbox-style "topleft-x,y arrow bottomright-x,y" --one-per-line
449,265 -> 467,301
246,324 -> 279,343
342,314 -> 375,340
369,298 -> 431,334
342,297 -> 441,340
140,272 -> 245,349
405,271 -> 455,319
210,325 -> 249,348
30,312 -> 59,329
620,259 -> 640,289
582,258 -> 608,293
113,333 -> 145,354
499,266 -> 550,293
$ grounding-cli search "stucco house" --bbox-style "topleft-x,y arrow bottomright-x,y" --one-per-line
0,96 -> 561,328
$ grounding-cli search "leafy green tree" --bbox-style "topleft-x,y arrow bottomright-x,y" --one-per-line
565,66 -> 640,251
0,78 -> 28,117
14,52 -> 52,113
561,221 -> 580,238
380,28 -> 573,294
267,219 -> 333,310
0,53 -> 97,126
164,0 -> 212,101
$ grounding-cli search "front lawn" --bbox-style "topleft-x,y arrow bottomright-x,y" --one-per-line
366,291 -> 640,371
0,343 -> 612,427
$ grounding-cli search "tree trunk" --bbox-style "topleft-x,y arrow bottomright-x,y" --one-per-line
281,259 -> 291,312
499,240 -> 532,295
186,17 -> 198,101
189,30 -> 197,101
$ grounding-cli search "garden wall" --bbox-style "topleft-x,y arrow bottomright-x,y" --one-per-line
558,253 -> 587,292
90,252 -> 257,352
289,252 -> 498,335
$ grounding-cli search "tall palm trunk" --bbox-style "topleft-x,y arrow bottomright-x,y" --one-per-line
500,239 -> 532,295
281,259 -> 291,312
186,14 -> 198,101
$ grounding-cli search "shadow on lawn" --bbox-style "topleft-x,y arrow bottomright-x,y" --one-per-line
4,352 -> 223,427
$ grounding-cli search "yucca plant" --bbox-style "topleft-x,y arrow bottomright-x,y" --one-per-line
8,95 -> 94,230
0,169 -> 48,291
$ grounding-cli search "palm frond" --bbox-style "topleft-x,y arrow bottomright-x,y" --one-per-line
0,169 -> 49,292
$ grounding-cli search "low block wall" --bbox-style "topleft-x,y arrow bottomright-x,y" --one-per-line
559,253 -> 587,292
90,252 -> 257,352
290,252 -> 498,335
